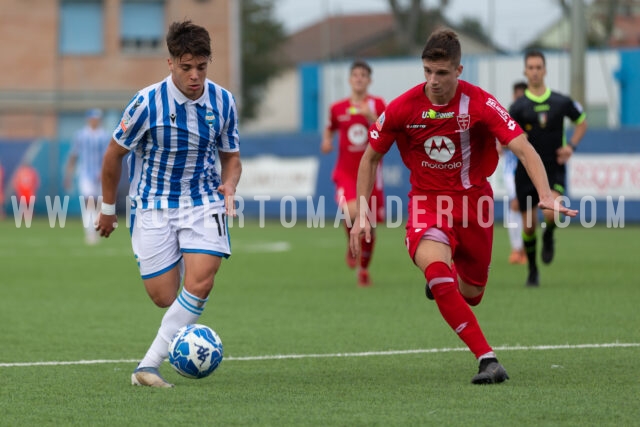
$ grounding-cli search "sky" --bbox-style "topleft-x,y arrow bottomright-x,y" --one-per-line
273,0 -> 567,52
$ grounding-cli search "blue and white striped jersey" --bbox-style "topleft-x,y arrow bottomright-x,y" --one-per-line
503,149 -> 518,175
113,75 -> 240,209
71,126 -> 110,184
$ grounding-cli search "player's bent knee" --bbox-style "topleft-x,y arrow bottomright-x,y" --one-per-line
462,289 -> 484,306
189,280 -> 215,297
150,292 -> 177,308
143,275 -> 181,308
458,278 -> 486,306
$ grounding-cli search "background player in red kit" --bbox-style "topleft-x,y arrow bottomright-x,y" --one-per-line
321,60 -> 386,287
13,165 -> 40,205
350,29 -> 577,384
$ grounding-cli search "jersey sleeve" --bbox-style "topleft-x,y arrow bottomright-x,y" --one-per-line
482,94 -> 524,145
218,92 -> 240,152
326,103 -> 338,132
368,108 -> 397,155
565,96 -> 586,124
112,92 -> 148,151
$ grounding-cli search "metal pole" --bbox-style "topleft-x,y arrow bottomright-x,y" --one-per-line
229,0 -> 242,104
570,0 -> 586,106
488,0 -> 495,95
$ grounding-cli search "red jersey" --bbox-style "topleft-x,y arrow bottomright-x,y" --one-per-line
13,165 -> 40,199
327,95 -> 386,183
369,80 -> 523,195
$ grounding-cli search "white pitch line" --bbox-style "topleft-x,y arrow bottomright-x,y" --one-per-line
0,342 -> 638,368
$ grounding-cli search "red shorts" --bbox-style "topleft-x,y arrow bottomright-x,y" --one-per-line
335,174 -> 385,223
405,182 -> 494,286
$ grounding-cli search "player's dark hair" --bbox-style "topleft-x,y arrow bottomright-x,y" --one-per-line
421,28 -> 461,66
513,81 -> 528,93
350,60 -> 372,75
166,20 -> 211,60
524,50 -> 546,66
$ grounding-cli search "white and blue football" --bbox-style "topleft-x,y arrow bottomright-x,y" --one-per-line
168,324 -> 223,379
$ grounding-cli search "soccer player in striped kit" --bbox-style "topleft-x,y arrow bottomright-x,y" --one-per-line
321,60 -> 386,287
64,108 -> 110,245
96,20 -> 242,388
350,29 -> 577,384
501,82 -> 528,265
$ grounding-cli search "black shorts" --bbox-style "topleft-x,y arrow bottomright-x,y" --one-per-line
515,161 -> 566,213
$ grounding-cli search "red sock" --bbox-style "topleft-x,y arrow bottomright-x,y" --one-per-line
359,232 -> 375,269
425,262 -> 492,358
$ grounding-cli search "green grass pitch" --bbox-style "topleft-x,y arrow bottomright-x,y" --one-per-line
0,217 -> 638,426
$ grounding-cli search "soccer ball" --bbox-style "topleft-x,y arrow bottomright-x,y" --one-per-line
168,324 -> 223,379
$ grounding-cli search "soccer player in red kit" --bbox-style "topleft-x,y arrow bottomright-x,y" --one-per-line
350,29 -> 577,384
321,60 -> 386,287
13,165 -> 40,204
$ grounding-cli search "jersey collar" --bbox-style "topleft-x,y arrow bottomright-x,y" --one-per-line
166,75 -> 209,106
525,87 -> 551,104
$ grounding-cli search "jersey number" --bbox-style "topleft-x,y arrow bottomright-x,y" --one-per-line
211,212 -> 227,237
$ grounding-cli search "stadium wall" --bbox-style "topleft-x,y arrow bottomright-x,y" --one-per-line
1,129 -> 638,226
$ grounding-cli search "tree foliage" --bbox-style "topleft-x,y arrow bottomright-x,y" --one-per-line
241,0 -> 286,120
387,0 -> 450,54
458,17 -> 491,45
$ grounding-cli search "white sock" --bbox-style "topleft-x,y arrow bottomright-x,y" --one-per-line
83,224 -> 98,243
138,287 -> 208,369
478,351 -> 497,361
507,209 -> 523,251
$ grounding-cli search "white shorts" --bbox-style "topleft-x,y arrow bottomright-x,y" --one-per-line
502,168 -> 516,201
130,202 -> 231,279
78,177 -> 100,199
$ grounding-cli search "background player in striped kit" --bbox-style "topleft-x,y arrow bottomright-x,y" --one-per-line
64,108 -> 110,245
96,20 -> 242,388
510,50 -> 587,287
500,82 -> 528,264
321,60 -> 386,287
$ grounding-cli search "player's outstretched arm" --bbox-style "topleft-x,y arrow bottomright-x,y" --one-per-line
508,134 -> 578,218
217,151 -> 242,217
320,128 -> 334,154
63,153 -> 77,193
350,146 -> 383,257
97,140 -> 129,237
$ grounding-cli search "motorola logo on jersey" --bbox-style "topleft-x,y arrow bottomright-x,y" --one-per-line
424,136 -> 455,162
347,123 -> 369,145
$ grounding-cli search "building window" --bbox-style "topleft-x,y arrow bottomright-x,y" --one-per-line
120,1 -> 165,53
59,0 -> 104,55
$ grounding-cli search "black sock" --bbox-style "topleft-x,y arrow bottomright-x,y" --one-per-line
523,231 -> 537,271
543,219 -> 557,240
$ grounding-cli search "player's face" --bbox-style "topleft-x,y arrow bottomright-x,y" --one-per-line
422,59 -> 462,104
349,67 -> 371,95
88,117 -> 101,129
524,56 -> 546,88
168,54 -> 210,100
